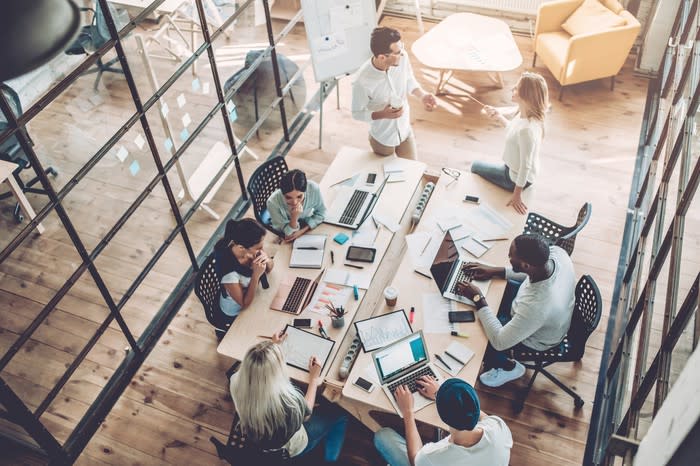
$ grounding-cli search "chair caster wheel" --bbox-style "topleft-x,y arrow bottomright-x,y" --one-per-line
574,398 -> 584,409
48,167 -> 58,177
16,213 -> 24,223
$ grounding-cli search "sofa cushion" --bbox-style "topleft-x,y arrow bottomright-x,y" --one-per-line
562,0 -> 627,36
601,0 -> 624,14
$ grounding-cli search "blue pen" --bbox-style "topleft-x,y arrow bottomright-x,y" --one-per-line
353,285 -> 359,300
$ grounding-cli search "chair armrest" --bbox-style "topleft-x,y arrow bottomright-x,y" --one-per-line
534,0 -> 582,36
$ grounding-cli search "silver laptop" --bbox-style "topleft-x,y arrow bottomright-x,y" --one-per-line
324,176 -> 388,230
429,231 -> 491,306
372,331 -> 443,417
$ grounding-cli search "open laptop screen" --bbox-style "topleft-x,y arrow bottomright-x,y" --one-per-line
429,231 -> 459,292
374,332 -> 428,382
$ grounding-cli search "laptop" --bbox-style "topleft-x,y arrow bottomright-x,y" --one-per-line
324,176 -> 389,230
270,269 -> 324,314
372,331 -> 443,417
429,231 -> 491,306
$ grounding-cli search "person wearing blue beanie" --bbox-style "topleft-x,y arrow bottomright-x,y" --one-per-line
373,377 -> 512,466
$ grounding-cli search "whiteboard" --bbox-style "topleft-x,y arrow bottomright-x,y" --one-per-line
301,0 -> 377,82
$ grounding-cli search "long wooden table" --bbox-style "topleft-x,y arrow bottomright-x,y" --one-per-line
217,147 -> 426,382
335,167 -> 532,431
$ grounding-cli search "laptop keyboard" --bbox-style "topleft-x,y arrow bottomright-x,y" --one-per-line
449,266 -> 475,295
388,366 -> 437,396
281,277 -> 311,313
338,190 -> 369,225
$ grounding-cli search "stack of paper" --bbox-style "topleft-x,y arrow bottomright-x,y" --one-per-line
290,234 -> 326,268
383,157 -> 406,183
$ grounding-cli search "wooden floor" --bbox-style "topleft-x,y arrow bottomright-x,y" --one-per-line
0,11 -> 652,466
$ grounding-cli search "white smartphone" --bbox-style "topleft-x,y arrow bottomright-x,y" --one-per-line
353,376 -> 375,393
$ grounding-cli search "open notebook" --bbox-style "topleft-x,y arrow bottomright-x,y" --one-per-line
290,234 -> 326,269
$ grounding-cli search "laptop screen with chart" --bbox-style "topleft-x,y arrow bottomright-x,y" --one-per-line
354,309 -> 412,352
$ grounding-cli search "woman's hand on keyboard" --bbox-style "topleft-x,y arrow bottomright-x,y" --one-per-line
416,376 -> 439,400
394,385 -> 414,416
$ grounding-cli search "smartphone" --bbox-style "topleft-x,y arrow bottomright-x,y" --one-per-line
366,173 -> 377,185
346,246 -> 376,263
448,311 -> 476,323
354,376 -> 375,392
293,318 -> 312,328
463,195 -> 480,204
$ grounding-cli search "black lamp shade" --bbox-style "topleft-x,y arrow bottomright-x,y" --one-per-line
0,0 -> 81,81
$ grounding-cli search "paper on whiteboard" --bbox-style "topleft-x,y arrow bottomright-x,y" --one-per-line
312,31 -> 348,60
281,326 -> 335,372
330,1 -> 364,30
422,293 -> 456,334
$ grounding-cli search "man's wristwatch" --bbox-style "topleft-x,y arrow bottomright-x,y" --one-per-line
472,294 -> 482,304
472,293 -> 486,310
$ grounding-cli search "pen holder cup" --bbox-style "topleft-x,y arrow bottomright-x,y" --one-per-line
331,315 -> 345,328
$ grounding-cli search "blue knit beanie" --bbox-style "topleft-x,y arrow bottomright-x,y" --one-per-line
436,378 -> 480,430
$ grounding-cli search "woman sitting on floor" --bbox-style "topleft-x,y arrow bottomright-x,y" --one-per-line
230,333 -> 348,461
214,218 -> 273,322
267,169 -> 326,242
471,71 -> 549,214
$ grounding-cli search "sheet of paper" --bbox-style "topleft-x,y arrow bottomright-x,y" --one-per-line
312,31 -> 347,60
293,234 -> 326,250
421,293 -> 456,334
281,326 -> 335,372
462,203 -> 513,240
362,361 -> 380,385
323,268 -> 371,289
289,249 -> 324,268
405,229 -> 443,269
436,341 -> 476,376
373,212 -> 400,233
351,220 -> 379,247
355,310 -> 412,352
305,282 -> 352,316
462,236 -> 491,258
329,1 -> 364,30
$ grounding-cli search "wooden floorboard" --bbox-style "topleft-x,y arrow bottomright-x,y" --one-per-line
0,12 -> 653,466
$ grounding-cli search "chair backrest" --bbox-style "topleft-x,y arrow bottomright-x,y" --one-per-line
523,202 -> 592,255
568,275 -> 602,361
0,84 -> 28,165
194,253 -> 228,332
556,202 -> 592,256
247,156 -> 288,237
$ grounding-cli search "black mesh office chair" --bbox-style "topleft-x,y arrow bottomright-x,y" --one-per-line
246,156 -> 288,238
194,253 -> 233,341
523,202 -> 592,255
511,275 -> 602,412
0,84 -> 57,223
65,3 -> 128,90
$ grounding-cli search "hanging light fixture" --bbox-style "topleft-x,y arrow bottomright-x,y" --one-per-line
0,0 -> 81,81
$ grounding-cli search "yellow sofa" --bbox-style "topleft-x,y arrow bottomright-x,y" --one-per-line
532,0 -> 641,99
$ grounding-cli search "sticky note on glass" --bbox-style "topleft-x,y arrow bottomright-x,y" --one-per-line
115,145 -> 128,162
164,138 -> 174,152
177,93 -> 186,108
191,78 -> 201,92
229,107 -> 238,122
179,128 -> 189,142
134,133 -> 146,150
129,160 -> 140,176
160,102 -> 169,117
181,113 -> 191,128
202,82 -> 210,94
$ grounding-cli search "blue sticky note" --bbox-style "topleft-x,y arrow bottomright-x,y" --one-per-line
129,160 -> 140,176
179,127 -> 189,142
333,232 -> 349,245
192,78 -> 201,92
164,138 -> 173,152
228,107 -> 238,123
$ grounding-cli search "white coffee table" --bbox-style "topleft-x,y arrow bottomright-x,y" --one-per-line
411,13 -> 522,95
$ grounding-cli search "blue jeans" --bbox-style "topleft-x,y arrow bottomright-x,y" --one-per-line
470,161 -> 531,192
373,427 -> 411,466
299,402 -> 348,462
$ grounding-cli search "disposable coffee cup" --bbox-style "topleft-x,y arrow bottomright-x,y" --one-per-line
384,287 -> 398,306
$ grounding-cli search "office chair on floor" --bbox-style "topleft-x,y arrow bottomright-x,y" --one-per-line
65,3 -> 129,90
523,202 -> 592,255
194,252 -> 233,341
511,275 -> 602,413
247,156 -> 288,238
0,84 -> 57,223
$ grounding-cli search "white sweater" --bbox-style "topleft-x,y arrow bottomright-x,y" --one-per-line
502,116 -> 543,187
477,247 -> 575,351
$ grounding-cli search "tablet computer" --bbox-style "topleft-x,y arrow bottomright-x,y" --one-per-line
353,309 -> 412,352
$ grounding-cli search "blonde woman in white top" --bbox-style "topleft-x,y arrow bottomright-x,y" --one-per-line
470,72 -> 549,214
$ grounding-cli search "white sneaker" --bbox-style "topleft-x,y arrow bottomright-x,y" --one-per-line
479,361 -> 526,387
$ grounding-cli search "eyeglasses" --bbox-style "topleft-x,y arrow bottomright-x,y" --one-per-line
441,167 -> 461,187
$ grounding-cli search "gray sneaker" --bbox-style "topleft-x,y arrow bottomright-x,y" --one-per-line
479,361 -> 526,387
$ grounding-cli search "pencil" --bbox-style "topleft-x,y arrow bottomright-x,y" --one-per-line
345,263 -> 364,269
445,350 -> 466,365
420,236 -> 432,255
482,237 -> 509,242
257,335 -> 273,339
330,176 -> 353,187
435,353 -> 452,371
414,269 -> 431,279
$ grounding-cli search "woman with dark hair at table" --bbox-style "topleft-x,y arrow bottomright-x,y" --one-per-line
267,169 -> 326,243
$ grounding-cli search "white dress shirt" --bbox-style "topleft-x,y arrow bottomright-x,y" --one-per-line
351,55 -> 420,146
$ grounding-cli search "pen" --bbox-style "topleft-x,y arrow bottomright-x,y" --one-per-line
318,320 -> 330,339
409,306 -> 415,324
451,331 -> 469,339
435,353 -> 452,371
345,263 -> 364,269
445,350 -> 466,365
330,250 -> 335,264
353,285 -> 359,300
257,335 -> 273,339
482,237 -> 509,242
414,269 -> 431,279
371,216 -> 379,228
330,176 -> 354,187
420,236 -> 432,255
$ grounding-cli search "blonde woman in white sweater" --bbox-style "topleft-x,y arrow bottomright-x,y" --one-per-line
470,72 -> 549,214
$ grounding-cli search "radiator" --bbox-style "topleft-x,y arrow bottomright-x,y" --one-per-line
454,0 -> 546,15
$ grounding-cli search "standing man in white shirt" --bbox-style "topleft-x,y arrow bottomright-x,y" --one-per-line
373,377 -> 513,466
351,27 -> 437,160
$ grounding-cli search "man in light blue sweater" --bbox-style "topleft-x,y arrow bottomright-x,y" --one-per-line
457,234 -> 575,388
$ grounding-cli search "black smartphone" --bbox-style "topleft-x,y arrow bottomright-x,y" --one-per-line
353,376 -> 374,392
463,195 -> 480,204
448,311 -> 476,323
366,173 -> 377,185
293,318 -> 312,328
346,246 -> 376,263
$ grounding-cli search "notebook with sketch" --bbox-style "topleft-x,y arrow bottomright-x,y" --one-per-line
281,324 -> 335,372
290,234 -> 326,268
354,309 -> 412,352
